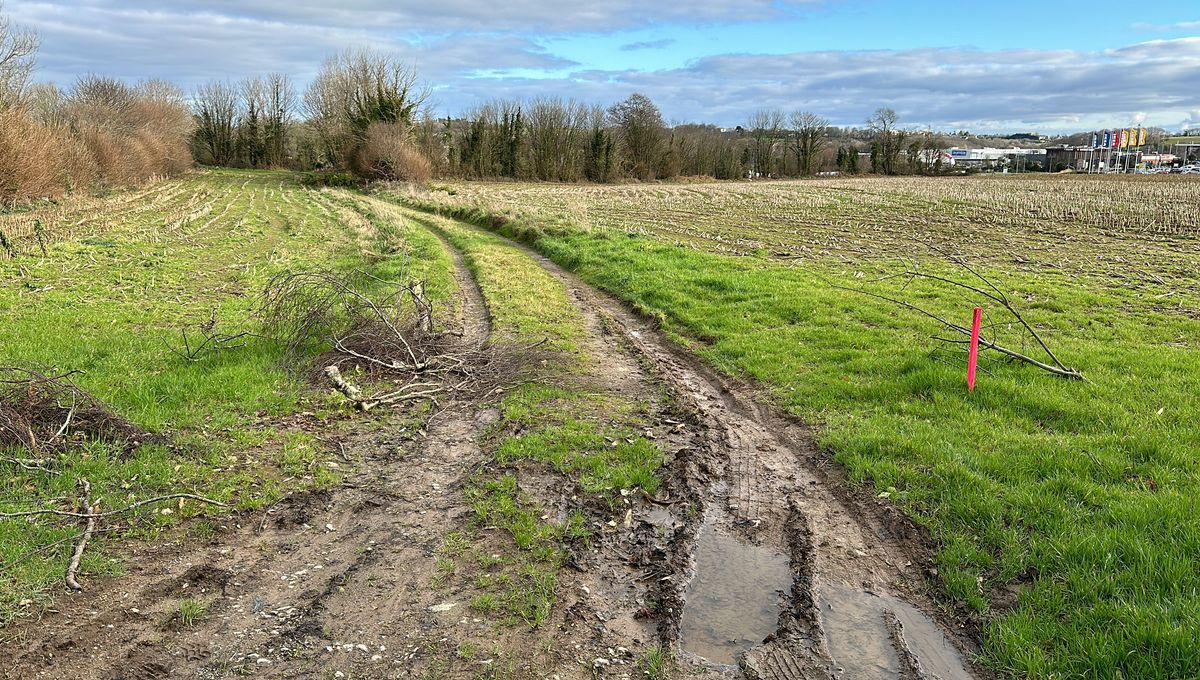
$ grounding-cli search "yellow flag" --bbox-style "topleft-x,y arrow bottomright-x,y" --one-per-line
1138,127 -> 1147,146
1120,129 -> 1129,148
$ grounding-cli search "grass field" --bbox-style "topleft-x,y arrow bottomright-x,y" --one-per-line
400,175 -> 1200,679
0,169 -> 459,620
4,169 -> 1198,678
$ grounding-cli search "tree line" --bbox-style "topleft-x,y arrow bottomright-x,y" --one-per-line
189,50 -> 951,183
3,0 -> 954,206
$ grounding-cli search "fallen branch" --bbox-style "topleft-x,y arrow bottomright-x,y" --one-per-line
167,309 -> 254,362
1,456 -> 59,475
0,492 -> 227,520
65,480 -> 96,591
830,247 -> 1086,382
832,282 -> 1086,381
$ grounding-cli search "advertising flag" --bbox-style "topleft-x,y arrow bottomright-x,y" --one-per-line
1138,127 -> 1147,146
1091,132 -> 1099,148
1104,130 -> 1112,148
1111,130 -> 1119,149
1120,129 -> 1129,148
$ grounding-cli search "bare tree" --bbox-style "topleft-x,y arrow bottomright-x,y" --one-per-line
263,73 -> 295,167
0,2 -> 37,108
789,110 -> 829,176
746,109 -> 783,177
867,107 -> 907,175
608,93 -> 665,180
525,97 -> 587,181
239,77 -> 267,167
304,49 -> 427,170
191,80 -> 238,166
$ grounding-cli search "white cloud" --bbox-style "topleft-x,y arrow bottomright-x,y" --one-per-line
17,0 -> 828,34
7,2 -> 1200,132
1132,20 -> 1200,32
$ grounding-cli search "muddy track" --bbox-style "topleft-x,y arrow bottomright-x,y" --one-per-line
1,203 -> 984,680
0,208 -> 694,680
436,217 -> 987,679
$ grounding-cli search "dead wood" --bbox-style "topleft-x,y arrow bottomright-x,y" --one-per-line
260,269 -> 549,413
65,479 -> 96,591
167,309 -> 254,362
0,492 -> 226,520
0,367 -> 159,456
831,247 -> 1086,381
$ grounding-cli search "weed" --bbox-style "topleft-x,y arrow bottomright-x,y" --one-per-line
640,647 -> 672,679
177,598 -> 206,627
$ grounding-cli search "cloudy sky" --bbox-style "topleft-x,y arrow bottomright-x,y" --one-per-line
6,0 -> 1200,133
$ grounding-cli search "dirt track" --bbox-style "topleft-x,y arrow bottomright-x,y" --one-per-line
0,209 -> 986,680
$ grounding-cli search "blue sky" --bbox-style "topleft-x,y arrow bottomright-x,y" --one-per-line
6,0 -> 1200,133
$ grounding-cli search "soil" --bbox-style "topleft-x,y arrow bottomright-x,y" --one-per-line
0,213 -> 990,680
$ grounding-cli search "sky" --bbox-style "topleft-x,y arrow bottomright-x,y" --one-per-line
6,0 -> 1200,133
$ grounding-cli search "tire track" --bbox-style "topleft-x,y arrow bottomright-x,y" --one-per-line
405,207 -> 984,680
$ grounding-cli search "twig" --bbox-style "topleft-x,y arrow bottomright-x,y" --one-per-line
65,480 -> 96,591
1,457 -> 59,475
0,493 -> 227,520
830,281 -> 1085,381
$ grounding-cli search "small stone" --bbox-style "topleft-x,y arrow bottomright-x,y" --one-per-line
256,658 -> 272,666
325,523 -> 335,531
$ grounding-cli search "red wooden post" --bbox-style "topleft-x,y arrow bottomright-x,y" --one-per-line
967,307 -> 982,392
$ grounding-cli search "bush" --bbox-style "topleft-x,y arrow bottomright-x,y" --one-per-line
298,171 -> 360,188
0,109 -> 74,201
0,76 -> 193,204
351,122 -> 432,184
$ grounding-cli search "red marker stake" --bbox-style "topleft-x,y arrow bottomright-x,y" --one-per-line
967,306 -> 982,392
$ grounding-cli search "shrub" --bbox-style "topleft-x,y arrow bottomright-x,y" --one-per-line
298,171 -> 360,188
351,121 -> 432,184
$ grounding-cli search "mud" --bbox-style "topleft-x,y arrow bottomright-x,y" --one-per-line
678,512 -> 791,666
0,206 -> 988,680
461,218 -> 987,680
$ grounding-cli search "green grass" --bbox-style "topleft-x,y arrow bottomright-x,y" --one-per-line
395,183 -> 1200,679
0,169 -> 457,622
388,205 -> 585,351
640,646 -> 672,680
464,474 -> 585,626
497,419 -> 661,496
177,597 -> 207,627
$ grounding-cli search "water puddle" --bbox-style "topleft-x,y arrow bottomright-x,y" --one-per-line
818,583 -> 973,680
678,517 -> 792,665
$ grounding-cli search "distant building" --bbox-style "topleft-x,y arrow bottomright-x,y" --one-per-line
938,147 -> 1046,170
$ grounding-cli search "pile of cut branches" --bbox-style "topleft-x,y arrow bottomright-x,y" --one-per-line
0,367 -> 157,456
260,269 -> 541,411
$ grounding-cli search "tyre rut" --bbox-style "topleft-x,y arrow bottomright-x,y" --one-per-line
413,208 -> 985,680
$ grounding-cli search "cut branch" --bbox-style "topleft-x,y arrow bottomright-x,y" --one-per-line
65,479 -> 96,591
829,249 -> 1086,381
0,492 -> 227,520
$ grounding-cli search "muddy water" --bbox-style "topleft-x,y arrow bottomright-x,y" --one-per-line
679,517 -> 793,666
818,583 -> 974,680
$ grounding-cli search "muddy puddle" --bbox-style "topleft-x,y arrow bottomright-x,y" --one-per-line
678,515 -> 792,666
818,583 -> 974,679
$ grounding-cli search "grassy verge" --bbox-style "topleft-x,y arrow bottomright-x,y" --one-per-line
393,189 -> 1200,679
0,169 -> 454,621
